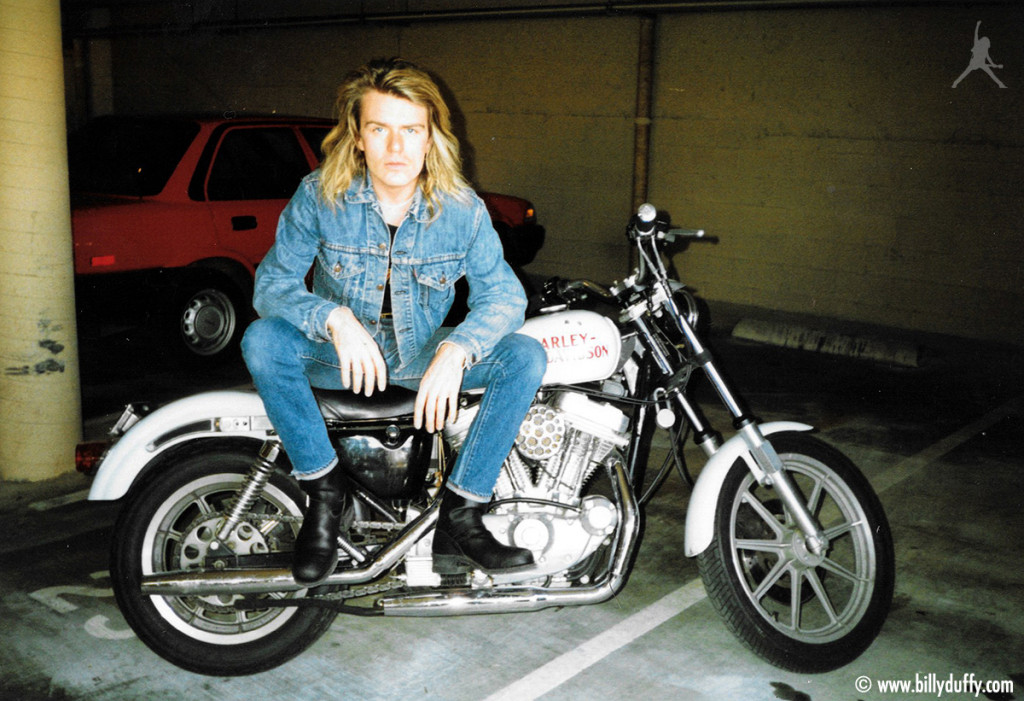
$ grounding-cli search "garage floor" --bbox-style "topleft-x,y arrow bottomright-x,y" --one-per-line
1,318 -> 1021,700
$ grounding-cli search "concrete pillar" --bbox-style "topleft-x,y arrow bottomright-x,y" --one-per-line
0,0 -> 83,481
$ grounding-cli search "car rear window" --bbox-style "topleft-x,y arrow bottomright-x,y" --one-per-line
69,118 -> 199,197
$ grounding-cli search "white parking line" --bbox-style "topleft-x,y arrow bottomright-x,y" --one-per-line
29,488 -> 91,511
483,579 -> 707,701
869,395 -> 1020,495
484,394 -> 1022,700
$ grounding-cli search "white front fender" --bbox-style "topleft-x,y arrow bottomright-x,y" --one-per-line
88,390 -> 274,502
683,421 -> 813,558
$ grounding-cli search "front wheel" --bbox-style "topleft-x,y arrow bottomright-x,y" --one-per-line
109,444 -> 337,676
697,433 -> 894,673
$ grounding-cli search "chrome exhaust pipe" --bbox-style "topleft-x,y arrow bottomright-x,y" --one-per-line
378,459 -> 640,617
139,502 -> 438,597
140,459 -> 639,607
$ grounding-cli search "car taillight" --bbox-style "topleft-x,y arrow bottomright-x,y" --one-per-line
75,441 -> 109,475
91,255 -> 116,267
525,207 -> 536,223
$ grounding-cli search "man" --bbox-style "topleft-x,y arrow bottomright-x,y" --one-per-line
242,58 -> 547,586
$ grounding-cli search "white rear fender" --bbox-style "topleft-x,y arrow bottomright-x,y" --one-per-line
684,422 -> 813,558
88,390 -> 275,501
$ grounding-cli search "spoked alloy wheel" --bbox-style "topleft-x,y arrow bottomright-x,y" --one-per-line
110,446 -> 337,676
697,433 -> 894,673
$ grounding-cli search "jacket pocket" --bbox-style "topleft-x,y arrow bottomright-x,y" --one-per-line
414,257 -> 465,312
318,250 -> 365,301
321,249 -> 365,280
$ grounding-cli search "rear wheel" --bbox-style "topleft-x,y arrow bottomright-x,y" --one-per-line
110,445 -> 337,676
697,433 -> 894,673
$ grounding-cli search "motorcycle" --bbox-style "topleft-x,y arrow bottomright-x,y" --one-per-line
82,204 -> 894,677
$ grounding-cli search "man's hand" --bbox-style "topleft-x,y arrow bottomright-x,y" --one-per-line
414,342 -> 467,433
326,307 -> 387,396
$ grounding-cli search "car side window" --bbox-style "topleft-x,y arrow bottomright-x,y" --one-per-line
301,127 -> 332,163
206,128 -> 310,201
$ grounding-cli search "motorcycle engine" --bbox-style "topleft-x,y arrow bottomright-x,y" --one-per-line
443,391 -> 630,580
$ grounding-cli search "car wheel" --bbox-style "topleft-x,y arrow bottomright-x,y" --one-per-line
168,273 -> 248,362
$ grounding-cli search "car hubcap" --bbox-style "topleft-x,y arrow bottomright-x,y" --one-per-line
181,288 -> 236,356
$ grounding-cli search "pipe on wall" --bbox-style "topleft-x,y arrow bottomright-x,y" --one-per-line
62,0 -> 1010,38
632,13 -> 656,215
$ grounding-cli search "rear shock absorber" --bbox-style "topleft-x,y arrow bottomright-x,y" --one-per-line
216,441 -> 281,542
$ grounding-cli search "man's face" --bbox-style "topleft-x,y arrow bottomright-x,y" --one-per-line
356,90 -> 431,200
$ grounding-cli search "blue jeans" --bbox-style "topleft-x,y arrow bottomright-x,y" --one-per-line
241,317 -> 547,499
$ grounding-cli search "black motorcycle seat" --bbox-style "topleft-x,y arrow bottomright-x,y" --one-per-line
313,385 -> 419,422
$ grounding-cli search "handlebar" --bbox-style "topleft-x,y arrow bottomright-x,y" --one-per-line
629,203 -> 718,244
540,204 -> 715,307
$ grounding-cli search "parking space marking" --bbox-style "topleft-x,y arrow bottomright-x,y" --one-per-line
84,615 -> 135,640
30,488 -> 91,511
484,394 -> 1022,700
30,584 -> 114,614
483,579 -> 707,701
869,394 -> 1021,495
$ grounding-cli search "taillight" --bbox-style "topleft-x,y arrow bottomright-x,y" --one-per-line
75,441 -> 108,475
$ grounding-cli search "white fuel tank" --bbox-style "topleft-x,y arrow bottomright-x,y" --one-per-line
518,310 -> 622,386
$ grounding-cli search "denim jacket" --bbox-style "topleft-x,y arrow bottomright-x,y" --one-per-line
252,172 -> 527,370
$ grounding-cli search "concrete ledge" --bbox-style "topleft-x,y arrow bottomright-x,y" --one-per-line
731,318 -> 920,368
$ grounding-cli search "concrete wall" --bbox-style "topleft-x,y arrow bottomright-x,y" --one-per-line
73,3 -> 1024,345
652,6 -> 1024,344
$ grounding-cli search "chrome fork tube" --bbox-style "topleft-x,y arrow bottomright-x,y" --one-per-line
738,423 -> 828,554
654,267 -> 827,553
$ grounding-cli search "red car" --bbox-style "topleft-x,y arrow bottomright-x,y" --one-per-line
70,115 -> 543,361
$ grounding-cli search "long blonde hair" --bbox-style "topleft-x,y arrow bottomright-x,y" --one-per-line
318,58 -> 470,218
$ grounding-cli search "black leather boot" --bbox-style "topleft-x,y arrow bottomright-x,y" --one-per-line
293,468 -> 346,585
432,489 -> 534,574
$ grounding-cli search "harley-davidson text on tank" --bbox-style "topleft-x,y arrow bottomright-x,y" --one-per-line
519,310 -> 621,385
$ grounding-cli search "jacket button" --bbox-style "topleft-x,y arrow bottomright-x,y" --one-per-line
440,276 -> 446,284
333,264 -> 341,274
378,243 -> 387,250
376,284 -> 384,291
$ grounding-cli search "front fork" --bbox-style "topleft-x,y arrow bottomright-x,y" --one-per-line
671,387 -> 829,556
735,421 -> 829,555
634,307 -> 829,556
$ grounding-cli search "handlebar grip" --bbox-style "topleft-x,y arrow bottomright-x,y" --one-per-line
664,227 -> 716,243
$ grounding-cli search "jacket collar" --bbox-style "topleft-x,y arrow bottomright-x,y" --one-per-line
344,173 -> 430,224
